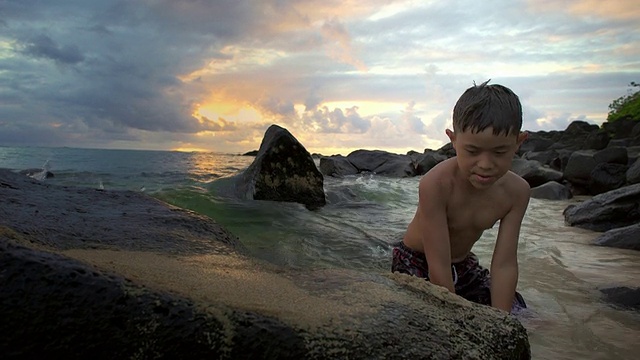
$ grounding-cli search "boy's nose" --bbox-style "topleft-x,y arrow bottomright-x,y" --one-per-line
477,155 -> 494,170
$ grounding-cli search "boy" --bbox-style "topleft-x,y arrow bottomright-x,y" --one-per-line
392,80 -> 529,313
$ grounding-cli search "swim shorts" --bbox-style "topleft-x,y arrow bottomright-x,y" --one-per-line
391,241 -> 526,312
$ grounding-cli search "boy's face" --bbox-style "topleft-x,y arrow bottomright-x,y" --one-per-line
446,127 -> 526,190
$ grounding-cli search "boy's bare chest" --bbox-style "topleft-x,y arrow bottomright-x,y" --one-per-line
447,192 -> 509,233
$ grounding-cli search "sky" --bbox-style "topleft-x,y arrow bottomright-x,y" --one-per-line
1,0 -> 639,155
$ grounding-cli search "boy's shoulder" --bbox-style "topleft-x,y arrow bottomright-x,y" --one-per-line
418,158 -> 457,187
501,170 -> 530,195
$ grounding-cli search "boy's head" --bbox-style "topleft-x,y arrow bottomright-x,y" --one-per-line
452,80 -> 522,136
446,80 -> 527,190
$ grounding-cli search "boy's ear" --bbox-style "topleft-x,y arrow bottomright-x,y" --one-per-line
517,131 -> 528,146
445,129 -> 456,143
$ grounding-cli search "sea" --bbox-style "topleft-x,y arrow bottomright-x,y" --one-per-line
1,145 -> 639,359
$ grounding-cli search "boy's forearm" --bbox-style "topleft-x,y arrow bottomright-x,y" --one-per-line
490,264 -> 518,313
429,264 -> 455,293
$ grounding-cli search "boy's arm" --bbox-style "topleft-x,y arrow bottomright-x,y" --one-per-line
491,179 -> 530,313
418,175 -> 454,293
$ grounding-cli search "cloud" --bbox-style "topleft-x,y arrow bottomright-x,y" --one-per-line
320,18 -> 368,71
299,105 -> 371,134
18,34 -> 85,65
0,0 -> 638,154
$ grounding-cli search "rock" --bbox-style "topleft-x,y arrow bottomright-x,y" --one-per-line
346,150 -> 416,177
627,159 -> 640,185
582,130 -> 610,150
522,150 -> 558,167
593,223 -> 640,251
600,287 -> 640,311
589,163 -> 628,195
628,146 -> 640,165
511,158 -> 563,188
565,120 -> 600,135
530,181 -> 573,200
235,125 -> 326,210
19,168 -> 55,179
415,151 -> 447,175
319,155 -> 359,177
608,139 -> 630,147
593,146 -> 628,165
0,169 -> 531,359
563,183 -> 640,231
563,150 -> 597,186
602,117 -> 638,140
519,132 -> 555,154
548,121 -> 600,151
436,142 -> 456,157
242,150 -> 259,156
0,169 -> 243,253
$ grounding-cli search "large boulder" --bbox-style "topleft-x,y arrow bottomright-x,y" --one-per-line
0,169 -> 531,359
319,155 -> 359,177
346,150 -> 416,177
522,150 -> 559,167
589,163 -> 628,195
518,132 -> 555,154
563,150 -> 597,187
627,159 -> 640,185
593,146 -> 628,165
511,158 -> 563,188
530,181 -> 572,200
563,183 -> 640,231
235,125 -> 326,210
593,223 -> 640,251
414,151 -> 448,175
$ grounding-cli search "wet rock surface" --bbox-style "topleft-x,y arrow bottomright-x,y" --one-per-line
0,168 -> 530,359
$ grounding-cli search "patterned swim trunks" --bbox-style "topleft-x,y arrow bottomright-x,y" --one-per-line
391,241 -> 526,312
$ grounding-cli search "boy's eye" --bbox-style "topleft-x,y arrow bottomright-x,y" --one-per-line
466,149 -> 477,155
495,151 -> 507,155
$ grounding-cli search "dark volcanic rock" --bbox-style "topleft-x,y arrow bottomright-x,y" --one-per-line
319,155 -> 359,177
235,125 -> 326,210
414,151 -> 448,175
0,169 -> 243,253
346,150 -> 416,177
563,183 -> 640,232
627,159 -> 640,185
600,287 -> 640,311
511,158 -> 564,188
530,181 -> 573,200
242,150 -> 259,156
593,223 -> 640,251
563,150 -> 597,186
0,239 -> 306,359
589,163 -> 628,195
593,146 -> 628,165
0,169 -> 531,359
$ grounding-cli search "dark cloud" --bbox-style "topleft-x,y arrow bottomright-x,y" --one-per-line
19,35 -> 85,65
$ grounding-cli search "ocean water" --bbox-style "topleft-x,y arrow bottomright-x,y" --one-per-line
1,145 -> 639,359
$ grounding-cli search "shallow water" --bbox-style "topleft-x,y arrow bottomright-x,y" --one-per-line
1,146 -> 639,359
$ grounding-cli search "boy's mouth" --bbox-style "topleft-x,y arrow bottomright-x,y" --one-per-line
473,174 -> 493,183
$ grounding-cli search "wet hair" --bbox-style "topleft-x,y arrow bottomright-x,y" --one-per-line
452,79 -> 522,136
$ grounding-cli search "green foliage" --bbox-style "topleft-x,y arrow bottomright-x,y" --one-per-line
607,82 -> 640,122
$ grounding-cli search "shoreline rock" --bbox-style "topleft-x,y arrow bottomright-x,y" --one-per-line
0,169 -> 531,359
234,125 -> 326,210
